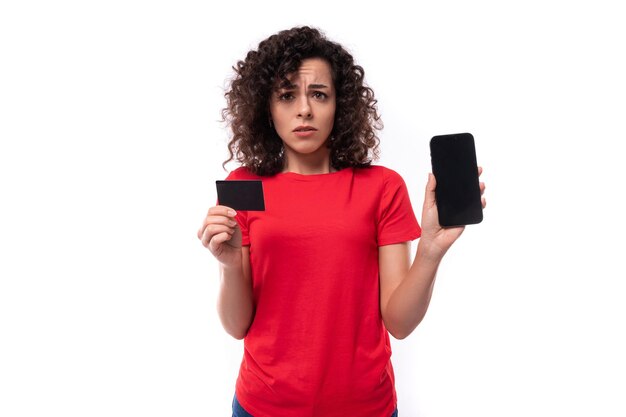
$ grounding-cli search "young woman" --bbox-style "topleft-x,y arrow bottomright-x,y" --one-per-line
198,26 -> 486,417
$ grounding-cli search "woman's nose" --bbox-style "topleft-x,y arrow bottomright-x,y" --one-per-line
297,98 -> 312,119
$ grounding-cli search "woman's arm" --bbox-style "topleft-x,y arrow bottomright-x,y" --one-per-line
198,205 -> 255,339
379,170 -> 485,339
217,246 -> 255,340
379,241 -> 442,340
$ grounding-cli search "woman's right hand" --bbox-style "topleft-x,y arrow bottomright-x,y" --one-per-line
197,205 -> 242,268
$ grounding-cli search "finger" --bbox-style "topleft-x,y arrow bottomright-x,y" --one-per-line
200,207 -> 233,239
208,232 -> 233,251
201,224 -> 235,247
423,173 -> 437,208
198,215 -> 238,239
425,172 -> 436,196
204,214 -> 238,228
203,229 -> 233,249
204,224 -> 235,242
208,205 -> 238,219
478,166 -> 483,177
481,197 -> 487,209
480,182 -> 485,195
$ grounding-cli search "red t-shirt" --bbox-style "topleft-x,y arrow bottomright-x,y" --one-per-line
224,165 -> 421,417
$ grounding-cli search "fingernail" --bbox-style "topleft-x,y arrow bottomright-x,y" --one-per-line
228,210 -> 237,216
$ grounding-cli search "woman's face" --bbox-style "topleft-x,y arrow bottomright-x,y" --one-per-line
269,58 -> 336,162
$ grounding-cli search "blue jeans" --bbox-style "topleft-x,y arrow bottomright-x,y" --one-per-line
232,394 -> 398,417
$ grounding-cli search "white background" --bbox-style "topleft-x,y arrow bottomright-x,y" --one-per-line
1,1 -> 625,416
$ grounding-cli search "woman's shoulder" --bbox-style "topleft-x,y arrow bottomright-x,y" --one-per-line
354,165 -> 405,182
225,166 -> 261,180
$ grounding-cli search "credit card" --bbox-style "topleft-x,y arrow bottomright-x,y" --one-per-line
216,180 -> 265,211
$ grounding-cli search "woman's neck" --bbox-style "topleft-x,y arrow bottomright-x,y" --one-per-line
282,152 -> 335,175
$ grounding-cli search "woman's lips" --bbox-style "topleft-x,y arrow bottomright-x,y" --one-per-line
294,130 -> 316,138
293,126 -> 317,138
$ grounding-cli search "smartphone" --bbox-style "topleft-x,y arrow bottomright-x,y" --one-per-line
430,133 -> 482,227
216,180 -> 265,211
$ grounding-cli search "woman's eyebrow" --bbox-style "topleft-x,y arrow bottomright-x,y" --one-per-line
276,82 -> 330,91
308,83 -> 329,89
285,83 -> 330,90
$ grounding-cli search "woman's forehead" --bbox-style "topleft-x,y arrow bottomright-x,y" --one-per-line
278,58 -> 333,88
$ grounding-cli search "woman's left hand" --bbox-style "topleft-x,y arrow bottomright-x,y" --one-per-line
419,167 -> 486,259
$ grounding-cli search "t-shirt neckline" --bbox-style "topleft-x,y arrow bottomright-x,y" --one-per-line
275,167 -> 352,181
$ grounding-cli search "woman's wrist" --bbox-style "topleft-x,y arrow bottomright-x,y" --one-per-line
219,255 -> 244,277
416,237 -> 447,264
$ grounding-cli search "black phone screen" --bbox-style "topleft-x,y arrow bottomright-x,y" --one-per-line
430,133 -> 483,227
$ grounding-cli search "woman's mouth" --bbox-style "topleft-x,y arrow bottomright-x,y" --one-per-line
293,126 -> 317,137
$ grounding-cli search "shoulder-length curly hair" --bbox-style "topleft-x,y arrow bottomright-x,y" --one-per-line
222,26 -> 382,176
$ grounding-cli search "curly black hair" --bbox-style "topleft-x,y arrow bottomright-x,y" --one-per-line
222,26 -> 382,176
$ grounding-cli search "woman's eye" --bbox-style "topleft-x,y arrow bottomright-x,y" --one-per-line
312,92 -> 327,99
278,93 -> 294,101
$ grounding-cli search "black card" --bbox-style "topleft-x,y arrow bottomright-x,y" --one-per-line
430,133 -> 483,227
216,180 -> 265,211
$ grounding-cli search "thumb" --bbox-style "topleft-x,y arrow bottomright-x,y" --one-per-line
424,173 -> 437,208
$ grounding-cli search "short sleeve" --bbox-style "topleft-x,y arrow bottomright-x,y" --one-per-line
377,168 -> 421,246
218,168 -> 251,246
